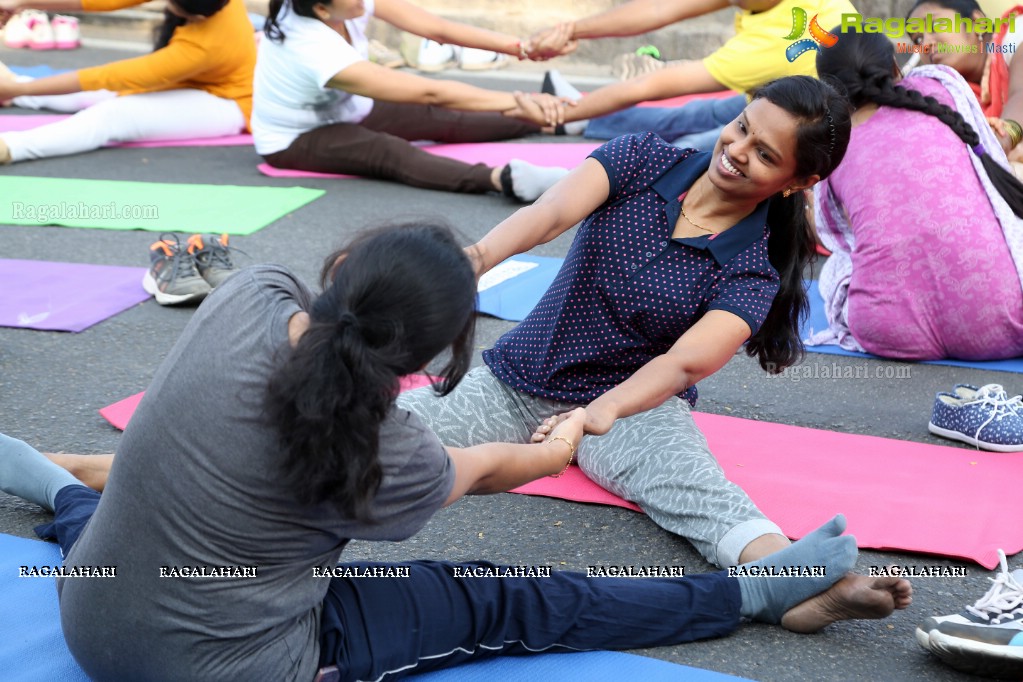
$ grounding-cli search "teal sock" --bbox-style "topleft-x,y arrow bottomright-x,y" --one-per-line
0,433 -> 82,511
736,514 -> 856,623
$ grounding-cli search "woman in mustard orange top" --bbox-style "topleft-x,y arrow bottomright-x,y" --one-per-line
0,0 -> 254,163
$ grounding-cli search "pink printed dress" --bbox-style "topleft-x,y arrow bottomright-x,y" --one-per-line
810,66 -> 1023,361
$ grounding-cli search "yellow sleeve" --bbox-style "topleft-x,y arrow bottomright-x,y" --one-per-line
80,0 -> 150,11
77,36 -> 210,93
703,0 -> 857,93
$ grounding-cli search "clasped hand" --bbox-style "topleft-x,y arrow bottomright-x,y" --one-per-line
504,91 -> 575,127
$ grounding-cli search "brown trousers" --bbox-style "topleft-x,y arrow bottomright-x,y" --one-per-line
262,100 -> 540,194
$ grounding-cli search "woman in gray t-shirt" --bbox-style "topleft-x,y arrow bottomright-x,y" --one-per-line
1,222 -> 909,681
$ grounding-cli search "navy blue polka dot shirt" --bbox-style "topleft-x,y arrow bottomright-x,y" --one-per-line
483,133 -> 781,406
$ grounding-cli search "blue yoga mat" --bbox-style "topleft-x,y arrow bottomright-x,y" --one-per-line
801,280 -> 1023,373
9,65 -> 68,79
476,254 -> 562,322
0,534 -> 752,682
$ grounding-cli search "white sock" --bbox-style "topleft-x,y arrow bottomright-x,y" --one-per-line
508,159 -> 569,202
0,433 -> 82,511
544,70 -> 588,135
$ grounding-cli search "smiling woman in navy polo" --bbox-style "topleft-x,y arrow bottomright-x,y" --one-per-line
400,76 -> 853,570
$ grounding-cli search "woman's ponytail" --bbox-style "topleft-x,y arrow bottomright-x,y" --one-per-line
265,223 -> 477,517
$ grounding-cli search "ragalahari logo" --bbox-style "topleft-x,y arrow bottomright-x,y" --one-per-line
784,7 -> 839,62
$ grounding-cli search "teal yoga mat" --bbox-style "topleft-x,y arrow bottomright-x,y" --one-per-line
0,177 -> 324,235
0,534 -> 753,682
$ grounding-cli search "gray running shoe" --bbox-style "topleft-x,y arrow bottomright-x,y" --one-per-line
187,233 -> 240,289
142,234 -> 211,306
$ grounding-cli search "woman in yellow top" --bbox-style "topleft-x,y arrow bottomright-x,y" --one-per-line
0,0 -> 254,163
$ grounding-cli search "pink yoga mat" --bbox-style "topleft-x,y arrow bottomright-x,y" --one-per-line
258,142 -> 602,179
0,115 -> 253,147
0,259 -> 150,332
101,377 -> 1013,567
100,374 -> 438,432
517,413 -> 1021,569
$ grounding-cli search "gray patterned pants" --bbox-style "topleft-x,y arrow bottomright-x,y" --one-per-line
397,367 -> 782,567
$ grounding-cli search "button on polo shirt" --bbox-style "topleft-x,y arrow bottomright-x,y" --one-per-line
484,133 -> 780,407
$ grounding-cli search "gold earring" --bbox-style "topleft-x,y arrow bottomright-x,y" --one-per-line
783,189 -> 792,198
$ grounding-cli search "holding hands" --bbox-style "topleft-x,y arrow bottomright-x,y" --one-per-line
505,90 -> 574,126
532,402 -> 617,449
524,22 -> 578,61
536,407 -> 587,477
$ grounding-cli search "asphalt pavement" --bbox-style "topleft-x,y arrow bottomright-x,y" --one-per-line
0,44 -> 1007,681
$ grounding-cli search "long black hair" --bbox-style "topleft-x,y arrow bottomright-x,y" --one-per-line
264,0 -> 320,43
153,0 -> 230,50
817,30 -> 1023,215
744,76 -> 852,373
265,222 -> 478,519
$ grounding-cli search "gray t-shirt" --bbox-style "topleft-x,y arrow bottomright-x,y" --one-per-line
58,265 -> 454,682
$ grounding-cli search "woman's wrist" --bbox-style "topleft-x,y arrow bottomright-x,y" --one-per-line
514,39 -> 529,60
545,436 -> 575,477
1005,118 -> 1023,148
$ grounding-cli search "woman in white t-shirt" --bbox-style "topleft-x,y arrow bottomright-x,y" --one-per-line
254,0 -> 572,201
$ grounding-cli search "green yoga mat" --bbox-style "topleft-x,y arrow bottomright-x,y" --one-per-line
0,177 -> 324,235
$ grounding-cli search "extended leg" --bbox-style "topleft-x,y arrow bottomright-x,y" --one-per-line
320,560 -> 741,681
3,89 -> 244,162
575,397 -> 783,568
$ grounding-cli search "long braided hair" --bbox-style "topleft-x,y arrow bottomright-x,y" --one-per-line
817,29 -> 1023,215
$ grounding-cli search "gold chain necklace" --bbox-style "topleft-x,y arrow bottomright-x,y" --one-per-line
680,200 -> 716,234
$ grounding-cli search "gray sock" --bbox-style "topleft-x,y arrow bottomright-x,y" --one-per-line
736,514 -> 857,623
545,70 -> 588,135
0,433 -> 83,511
508,159 -> 569,202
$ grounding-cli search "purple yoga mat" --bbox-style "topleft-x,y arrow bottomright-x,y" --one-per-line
0,259 -> 151,332
0,115 -> 253,147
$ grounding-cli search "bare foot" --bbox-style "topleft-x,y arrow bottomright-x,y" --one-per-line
44,453 -> 114,492
780,573 -> 913,633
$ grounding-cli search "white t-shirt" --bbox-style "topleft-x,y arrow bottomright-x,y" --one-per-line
252,0 -> 375,155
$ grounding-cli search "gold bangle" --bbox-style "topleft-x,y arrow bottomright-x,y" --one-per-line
546,435 -> 575,478
1005,119 -> 1023,148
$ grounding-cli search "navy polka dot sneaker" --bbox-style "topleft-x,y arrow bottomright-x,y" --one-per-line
928,384 -> 1023,452
917,550 -> 1023,678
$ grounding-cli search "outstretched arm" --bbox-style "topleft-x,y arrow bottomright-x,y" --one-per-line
375,0 -> 526,58
528,0 -> 730,58
0,0 -> 147,15
582,310 -> 752,434
327,62 -> 565,125
0,71 -> 81,100
443,408 -> 585,505
571,0 -> 729,39
0,35 -> 214,101
560,60 -> 727,121
466,157 -> 611,277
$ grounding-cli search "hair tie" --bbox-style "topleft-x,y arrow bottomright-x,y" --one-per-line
338,311 -> 359,329
972,143 -> 987,157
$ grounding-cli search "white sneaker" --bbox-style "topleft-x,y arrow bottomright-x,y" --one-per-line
2,11 -> 32,49
416,39 -> 456,72
51,14 -> 79,50
458,47 -> 508,71
26,11 -> 55,50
